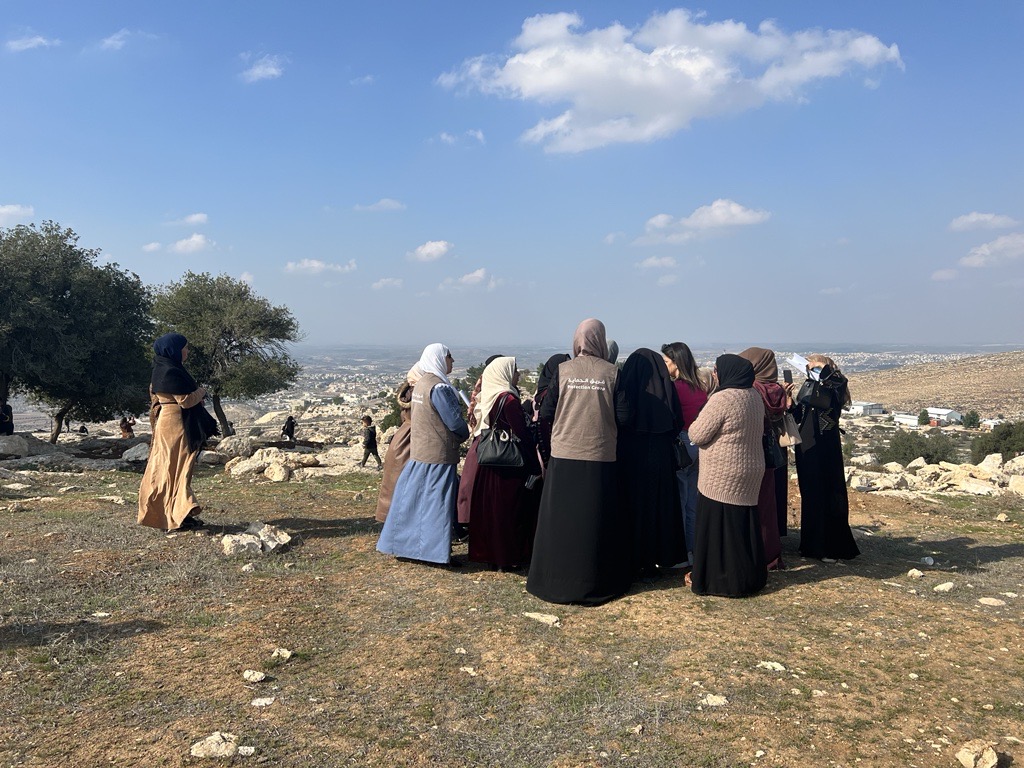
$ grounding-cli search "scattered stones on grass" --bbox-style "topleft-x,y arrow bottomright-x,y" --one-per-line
237,746 -> 256,757
243,669 -> 266,683
57,485 -> 83,494
699,694 -> 728,707
459,666 -> 477,676
934,582 -> 955,593
908,568 -> 924,579
523,611 -> 561,627
222,533 -> 263,557
190,731 -> 238,758
756,661 -> 787,672
454,647 -> 467,655
978,597 -> 1006,607
247,521 -> 293,553
955,739 -> 999,768
994,513 -> 1010,522
250,696 -> 275,707
241,562 -> 255,572
270,648 -> 293,662
3,482 -> 32,491
95,495 -> 126,505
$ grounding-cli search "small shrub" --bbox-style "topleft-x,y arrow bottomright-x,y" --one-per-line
962,410 -> 980,429
878,430 -> 956,465
918,409 -> 931,426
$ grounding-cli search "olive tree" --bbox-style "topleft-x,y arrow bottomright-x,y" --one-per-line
152,272 -> 301,435
0,222 -> 153,442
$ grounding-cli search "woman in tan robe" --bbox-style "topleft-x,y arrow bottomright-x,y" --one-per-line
374,364 -> 421,523
138,333 -> 218,531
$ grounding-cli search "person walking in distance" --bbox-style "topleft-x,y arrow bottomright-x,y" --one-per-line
360,415 -> 382,469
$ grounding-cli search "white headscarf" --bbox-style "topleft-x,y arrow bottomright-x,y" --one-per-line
415,343 -> 454,388
474,356 -> 519,437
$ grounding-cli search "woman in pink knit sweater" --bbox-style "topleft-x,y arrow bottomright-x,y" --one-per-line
687,354 -> 767,597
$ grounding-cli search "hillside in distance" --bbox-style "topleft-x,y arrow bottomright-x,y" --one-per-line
845,350 -> 1024,419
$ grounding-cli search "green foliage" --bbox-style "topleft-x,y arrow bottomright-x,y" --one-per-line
971,421 -> 1024,464
878,430 -> 956,466
917,409 -> 931,426
961,410 -> 981,429
0,222 -> 153,438
152,272 -> 301,430
379,387 -> 403,432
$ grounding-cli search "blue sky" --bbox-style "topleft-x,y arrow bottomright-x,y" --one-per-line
2,2 -> 1022,349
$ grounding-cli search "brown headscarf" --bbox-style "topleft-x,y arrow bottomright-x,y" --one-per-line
806,353 -> 852,406
572,318 -> 609,359
737,347 -> 778,383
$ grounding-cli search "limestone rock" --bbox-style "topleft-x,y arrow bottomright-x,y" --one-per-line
873,474 -> 909,491
914,464 -> 944,481
699,694 -> 729,707
1008,476 -> 1024,497
263,463 -> 291,482
955,739 -> 999,768
122,443 -> 150,462
0,434 -> 61,458
291,466 -> 349,481
882,461 -> 905,474
850,453 -> 878,466
243,669 -> 266,683
933,582 -> 955,593
957,478 -> 999,496
222,533 -> 263,556
848,474 -> 875,492
216,435 -> 258,459
250,696 -> 275,707
978,453 -> 1004,473
246,521 -> 292,552
198,450 -> 227,465
906,456 -> 928,469
907,568 -> 924,579
1003,455 -> 1024,475
190,731 -> 238,758
225,455 -> 270,478
3,482 -> 32,491
523,612 -> 561,627
978,597 -> 1006,607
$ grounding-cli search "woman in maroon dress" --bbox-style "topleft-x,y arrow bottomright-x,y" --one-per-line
468,357 -> 541,571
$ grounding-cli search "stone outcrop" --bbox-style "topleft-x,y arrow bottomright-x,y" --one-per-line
846,452 -> 1019,499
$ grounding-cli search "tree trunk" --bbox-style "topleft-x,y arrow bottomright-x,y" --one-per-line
50,404 -> 73,444
211,394 -> 235,437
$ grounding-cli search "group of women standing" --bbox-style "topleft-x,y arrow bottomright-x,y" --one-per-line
373,320 -> 861,604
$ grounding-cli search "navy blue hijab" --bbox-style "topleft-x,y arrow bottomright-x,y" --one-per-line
151,333 -> 199,395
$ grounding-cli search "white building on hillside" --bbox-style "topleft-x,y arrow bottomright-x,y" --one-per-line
926,407 -> 962,425
846,401 -> 885,417
892,413 -> 921,428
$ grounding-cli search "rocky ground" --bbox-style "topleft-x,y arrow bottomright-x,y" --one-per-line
0,432 -> 1022,766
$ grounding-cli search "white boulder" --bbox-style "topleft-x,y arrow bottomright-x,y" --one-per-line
122,443 -> 150,462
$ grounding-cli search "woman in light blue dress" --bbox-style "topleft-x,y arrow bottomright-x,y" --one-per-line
377,343 -> 469,565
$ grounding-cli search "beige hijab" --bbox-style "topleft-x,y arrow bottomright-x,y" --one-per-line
473,356 -> 519,437
572,318 -> 609,359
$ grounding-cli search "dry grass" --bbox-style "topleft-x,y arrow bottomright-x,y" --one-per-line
1,466 -> 1022,767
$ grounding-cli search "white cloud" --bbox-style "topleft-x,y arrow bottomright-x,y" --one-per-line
372,277 -> 403,290
240,53 -> 287,83
354,198 -> 406,212
440,268 -> 489,290
637,255 -> 677,270
931,269 -> 957,281
350,75 -> 375,86
487,276 -> 502,291
409,240 -> 453,262
437,130 -> 485,145
0,204 -> 34,225
604,232 -> 625,245
439,10 -> 902,153
948,212 -> 1019,232
240,271 -> 254,284
636,199 -> 769,245
285,258 -> 357,274
6,35 -> 60,52
166,212 -> 208,226
657,274 -> 678,287
169,233 -> 214,254
142,242 -> 162,253
101,29 -> 131,50
819,287 -> 843,295
959,233 -> 1024,268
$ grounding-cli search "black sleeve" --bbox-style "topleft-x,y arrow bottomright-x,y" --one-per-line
539,367 -> 560,421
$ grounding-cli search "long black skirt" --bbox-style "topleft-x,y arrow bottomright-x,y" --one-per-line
691,492 -> 767,598
527,457 -> 630,606
619,431 -> 686,572
795,439 -> 860,560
